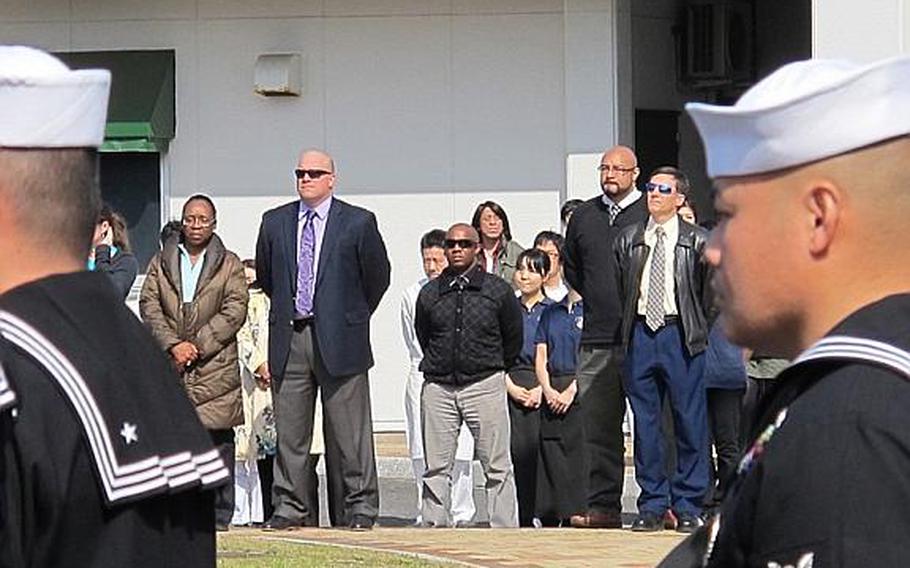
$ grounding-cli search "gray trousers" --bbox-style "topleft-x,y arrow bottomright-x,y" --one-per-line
576,345 -> 627,514
271,324 -> 379,525
421,372 -> 518,528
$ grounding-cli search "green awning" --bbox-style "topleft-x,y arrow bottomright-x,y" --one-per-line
55,50 -> 175,153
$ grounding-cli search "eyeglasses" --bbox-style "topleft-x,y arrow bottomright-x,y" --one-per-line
598,164 -> 635,174
294,169 -> 333,180
444,239 -> 477,250
645,182 -> 675,195
182,216 -> 215,228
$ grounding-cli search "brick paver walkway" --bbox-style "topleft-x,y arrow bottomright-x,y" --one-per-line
239,527 -> 685,567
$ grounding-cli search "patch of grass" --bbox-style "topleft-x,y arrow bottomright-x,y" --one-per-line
217,534 -> 453,567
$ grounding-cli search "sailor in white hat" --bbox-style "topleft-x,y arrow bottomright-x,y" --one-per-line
659,56 -> 910,567
0,46 -> 229,567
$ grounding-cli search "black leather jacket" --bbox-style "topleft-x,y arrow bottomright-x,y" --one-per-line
613,218 -> 715,356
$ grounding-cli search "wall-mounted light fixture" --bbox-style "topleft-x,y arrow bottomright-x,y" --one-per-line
254,53 -> 304,97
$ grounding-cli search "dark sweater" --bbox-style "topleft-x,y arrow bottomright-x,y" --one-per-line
415,264 -> 523,385
93,245 -> 139,300
563,194 -> 648,345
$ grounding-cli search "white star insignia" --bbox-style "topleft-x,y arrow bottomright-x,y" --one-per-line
120,422 -> 138,445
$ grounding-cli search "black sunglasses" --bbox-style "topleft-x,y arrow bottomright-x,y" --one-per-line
294,169 -> 333,180
444,239 -> 477,250
645,182 -> 674,195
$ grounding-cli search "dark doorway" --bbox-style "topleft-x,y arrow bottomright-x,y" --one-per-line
635,109 -> 680,180
99,153 -> 161,273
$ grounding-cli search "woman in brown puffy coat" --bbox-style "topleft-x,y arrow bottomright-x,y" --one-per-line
140,194 -> 248,530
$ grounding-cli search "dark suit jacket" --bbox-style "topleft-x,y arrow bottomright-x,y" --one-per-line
255,197 -> 391,378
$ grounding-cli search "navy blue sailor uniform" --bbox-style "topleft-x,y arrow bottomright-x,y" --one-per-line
0,272 -> 229,568
661,294 -> 910,568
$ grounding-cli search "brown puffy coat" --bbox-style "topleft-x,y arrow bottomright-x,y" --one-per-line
139,233 -> 248,430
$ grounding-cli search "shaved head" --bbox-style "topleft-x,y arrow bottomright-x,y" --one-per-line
603,145 -> 638,167
600,145 -> 640,200
0,148 -> 99,260
445,223 -> 480,273
298,149 -> 335,173
447,223 -> 479,241
706,135 -> 910,356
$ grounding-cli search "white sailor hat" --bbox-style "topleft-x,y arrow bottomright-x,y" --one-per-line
0,45 -> 110,148
686,56 -> 910,178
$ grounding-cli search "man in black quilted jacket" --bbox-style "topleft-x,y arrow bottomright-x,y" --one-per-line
415,223 -> 523,528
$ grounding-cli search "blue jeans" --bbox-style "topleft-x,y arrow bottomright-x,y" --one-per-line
625,320 -> 709,517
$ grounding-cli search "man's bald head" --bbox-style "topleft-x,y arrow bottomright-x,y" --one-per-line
706,135 -> 910,356
603,145 -> 638,167
600,145 -> 640,200
295,148 -> 336,206
444,223 -> 480,273
447,223 -> 479,242
298,149 -> 335,173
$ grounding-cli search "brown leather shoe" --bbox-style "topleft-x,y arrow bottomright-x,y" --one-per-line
569,510 -> 623,529
663,509 -> 678,530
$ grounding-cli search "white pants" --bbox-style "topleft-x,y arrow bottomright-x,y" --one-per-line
232,460 -> 264,525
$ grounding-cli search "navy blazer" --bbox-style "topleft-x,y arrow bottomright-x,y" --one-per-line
255,198 -> 391,378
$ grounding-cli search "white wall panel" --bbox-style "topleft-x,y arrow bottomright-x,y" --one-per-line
70,0 -> 195,21
452,0 -> 562,14
0,0 -> 69,22
324,16 -> 451,191
197,19 -> 325,197
565,7 -> 617,155
324,0 -> 450,17
451,14 -> 564,191
813,0 -> 905,61
198,0 -> 322,20
0,22 -> 69,48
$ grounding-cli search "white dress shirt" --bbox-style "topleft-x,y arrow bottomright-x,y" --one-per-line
637,214 -> 679,317
602,187 -> 643,211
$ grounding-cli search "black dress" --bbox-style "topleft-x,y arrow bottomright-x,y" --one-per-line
0,272 -> 228,567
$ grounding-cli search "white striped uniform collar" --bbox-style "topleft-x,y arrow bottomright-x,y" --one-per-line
791,335 -> 910,378
0,310 -> 229,505
0,362 -> 15,410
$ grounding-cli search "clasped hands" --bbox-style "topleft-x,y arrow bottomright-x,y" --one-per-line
542,382 -> 577,415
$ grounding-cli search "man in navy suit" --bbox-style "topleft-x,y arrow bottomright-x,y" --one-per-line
255,149 -> 391,530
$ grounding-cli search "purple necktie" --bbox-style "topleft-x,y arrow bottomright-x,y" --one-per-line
296,210 -> 315,316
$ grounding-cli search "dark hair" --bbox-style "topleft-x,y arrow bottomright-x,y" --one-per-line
471,201 -> 513,242
159,220 -> 183,247
679,192 -> 698,222
516,248 -> 550,278
241,258 -> 259,289
419,229 -> 447,251
97,203 -> 132,252
560,199 -> 584,225
183,193 -> 217,219
0,148 -> 99,260
648,166 -> 690,196
533,231 -> 565,262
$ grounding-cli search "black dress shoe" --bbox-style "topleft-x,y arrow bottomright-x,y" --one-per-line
215,521 -> 230,532
675,513 -> 704,534
630,513 -> 663,532
349,514 -> 374,531
263,515 -> 300,531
